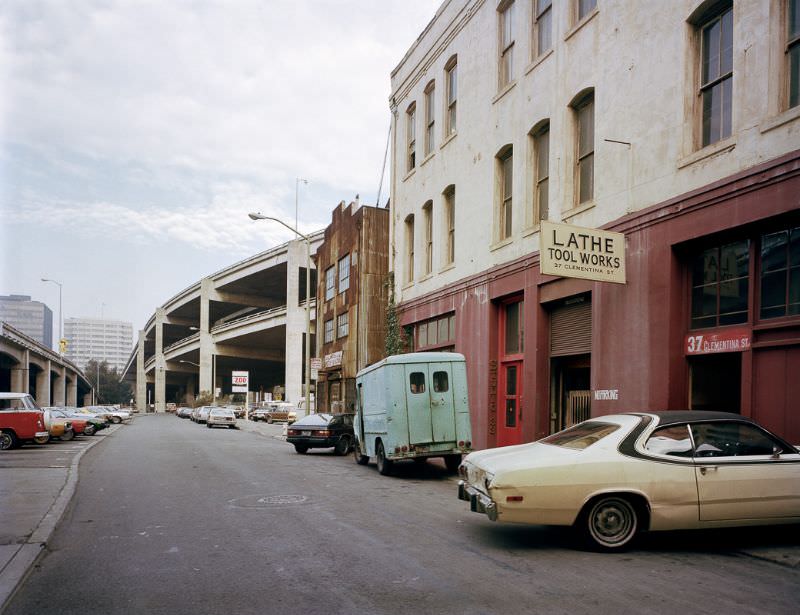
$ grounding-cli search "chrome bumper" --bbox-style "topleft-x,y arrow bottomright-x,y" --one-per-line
35,431 -> 49,438
457,480 -> 497,521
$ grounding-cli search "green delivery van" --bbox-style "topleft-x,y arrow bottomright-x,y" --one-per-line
353,352 -> 473,476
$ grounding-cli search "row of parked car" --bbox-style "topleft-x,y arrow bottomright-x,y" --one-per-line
175,405 -> 239,428
0,392 -> 132,449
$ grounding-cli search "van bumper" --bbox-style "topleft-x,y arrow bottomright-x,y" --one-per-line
457,480 -> 497,521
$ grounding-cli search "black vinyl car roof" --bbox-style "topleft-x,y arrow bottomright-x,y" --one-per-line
644,410 -> 756,426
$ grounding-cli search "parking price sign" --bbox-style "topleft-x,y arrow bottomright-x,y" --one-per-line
232,371 -> 249,393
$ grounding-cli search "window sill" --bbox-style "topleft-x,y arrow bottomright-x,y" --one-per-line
759,105 -> 800,135
420,151 -> 435,167
418,273 -> 434,283
440,131 -> 457,150
677,137 -> 736,170
438,262 -> 456,274
489,237 -> 514,252
522,223 -> 541,238
492,79 -> 517,105
402,167 -> 417,182
401,281 -> 415,291
564,7 -> 599,42
562,201 -> 595,220
524,49 -> 553,76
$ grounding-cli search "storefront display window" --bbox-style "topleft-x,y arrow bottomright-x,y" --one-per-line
760,226 -> 800,319
691,240 -> 749,329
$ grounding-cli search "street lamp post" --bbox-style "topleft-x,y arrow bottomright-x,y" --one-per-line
41,278 -> 62,354
295,178 -> 308,238
248,212 -> 312,414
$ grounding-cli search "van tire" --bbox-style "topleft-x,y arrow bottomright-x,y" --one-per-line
376,441 -> 393,476
353,444 -> 369,465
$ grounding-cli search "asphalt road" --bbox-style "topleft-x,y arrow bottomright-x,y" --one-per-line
6,414 -> 800,615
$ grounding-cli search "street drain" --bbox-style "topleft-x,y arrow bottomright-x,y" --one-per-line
229,494 -> 309,508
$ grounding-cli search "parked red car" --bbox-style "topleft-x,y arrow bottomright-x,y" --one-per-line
0,392 -> 49,450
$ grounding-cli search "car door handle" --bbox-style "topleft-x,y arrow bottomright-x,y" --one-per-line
699,466 -> 718,475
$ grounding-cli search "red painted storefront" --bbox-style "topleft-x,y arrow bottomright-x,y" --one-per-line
398,151 -> 800,450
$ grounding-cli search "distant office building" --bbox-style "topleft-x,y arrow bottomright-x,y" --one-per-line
0,295 -> 53,348
64,318 -> 133,373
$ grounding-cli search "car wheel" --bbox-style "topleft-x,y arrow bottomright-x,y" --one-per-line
207,423 -> 212,428
33,434 -> 50,445
266,417 -> 273,424
0,430 -> 18,450
334,436 -> 350,456
582,496 -> 639,551
110,416 -> 121,424
60,429 -> 75,442
444,454 -> 462,473
228,425 -> 236,429
376,441 -> 393,476
294,444 -> 308,454
353,443 -> 369,466
84,424 -> 96,436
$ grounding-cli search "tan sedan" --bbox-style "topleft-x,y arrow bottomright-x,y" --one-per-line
458,411 -> 800,551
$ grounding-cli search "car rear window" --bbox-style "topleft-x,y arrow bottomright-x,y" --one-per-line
540,421 -> 620,450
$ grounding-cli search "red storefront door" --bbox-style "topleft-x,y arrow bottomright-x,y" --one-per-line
497,361 -> 523,446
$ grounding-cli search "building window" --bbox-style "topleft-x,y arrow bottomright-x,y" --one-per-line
498,147 -> 513,240
760,226 -> 800,319
700,5 -> 733,146
324,318 -> 334,344
573,91 -> 594,205
406,103 -> 416,172
445,56 -> 457,135
405,214 -> 415,284
338,255 -> 350,293
325,266 -> 335,301
423,201 -> 433,276
424,81 -> 435,156
337,312 -> 349,338
691,240 -> 750,329
533,122 -> 550,223
415,314 -> 456,351
789,0 -> 800,108
578,0 -> 597,22
498,1 -> 516,89
444,186 -> 455,265
533,0 -> 552,59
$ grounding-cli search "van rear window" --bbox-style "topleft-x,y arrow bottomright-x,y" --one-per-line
433,371 -> 449,392
409,372 -> 426,394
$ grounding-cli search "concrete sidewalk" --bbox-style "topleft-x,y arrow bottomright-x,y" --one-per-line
2,415 -> 798,613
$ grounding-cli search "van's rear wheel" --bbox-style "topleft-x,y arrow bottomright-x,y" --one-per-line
353,443 -> 369,465
376,441 -> 393,476
444,454 -> 462,473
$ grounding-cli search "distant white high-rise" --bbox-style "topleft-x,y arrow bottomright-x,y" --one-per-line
64,318 -> 133,373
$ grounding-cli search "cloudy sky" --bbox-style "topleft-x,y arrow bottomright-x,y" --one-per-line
0,0 -> 436,342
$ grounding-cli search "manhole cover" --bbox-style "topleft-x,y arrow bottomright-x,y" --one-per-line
229,494 -> 309,508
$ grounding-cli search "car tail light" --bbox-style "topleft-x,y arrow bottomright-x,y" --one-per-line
288,430 -> 298,436
395,446 -> 400,453
458,440 -> 465,447
316,430 -> 331,437
506,496 -> 523,502
401,445 -> 408,452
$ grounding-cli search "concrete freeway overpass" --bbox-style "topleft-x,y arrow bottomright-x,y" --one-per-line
122,233 -> 323,412
0,321 -> 94,405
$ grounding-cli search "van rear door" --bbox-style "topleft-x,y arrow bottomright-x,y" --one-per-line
404,362 -> 457,445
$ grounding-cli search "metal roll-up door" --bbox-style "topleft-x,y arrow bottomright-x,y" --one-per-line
550,298 -> 592,356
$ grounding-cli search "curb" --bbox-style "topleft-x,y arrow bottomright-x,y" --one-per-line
0,424 -> 121,613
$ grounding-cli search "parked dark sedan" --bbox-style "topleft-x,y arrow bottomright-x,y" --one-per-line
286,413 -> 354,455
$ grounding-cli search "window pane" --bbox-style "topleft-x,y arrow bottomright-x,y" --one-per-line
418,322 -> 427,348
644,425 -> 693,457
720,9 -> 733,76
506,365 -> 517,395
503,155 -> 513,196
703,19 -> 721,84
538,178 -> 549,221
448,65 -> 457,104
721,76 -> 732,139
789,267 -> 800,314
579,154 -> 594,203
536,129 -> 549,178
791,0 -> 800,37
537,8 -> 552,55
791,44 -> 800,108
692,284 -> 718,320
505,398 -> 517,427
428,319 -> 438,345
449,315 -> 456,341
791,227 -> 800,266
762,231 -> 788,272
719,277 -> 748,318
578,101 -> 594,156
721,240 -> 749,279
505,302 -> 520,354
760,270 -> 787,318
703,82 -> 722,145
433,371 -> 449,392
578,0 -> 596,20
438,318 -> 449,343
691,422 -> 780,457
693,248 -> 716,286
410,372 -> 426,394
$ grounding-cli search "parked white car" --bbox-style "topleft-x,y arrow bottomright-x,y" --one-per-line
195,406 -> 212,424
207,407 -> 237,429
458,411 -> 800,551
84,405 -> 131,424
